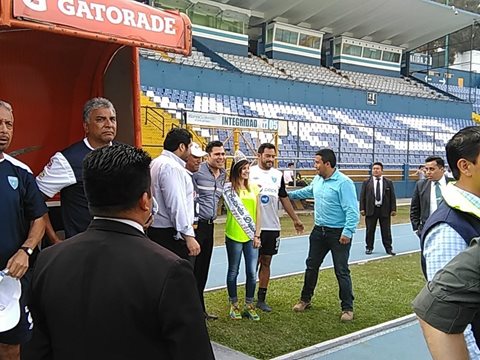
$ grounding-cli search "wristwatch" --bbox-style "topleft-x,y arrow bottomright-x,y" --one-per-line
20,246 -> 34,256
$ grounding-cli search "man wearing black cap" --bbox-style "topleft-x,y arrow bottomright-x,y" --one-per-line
24,144 -> 214,359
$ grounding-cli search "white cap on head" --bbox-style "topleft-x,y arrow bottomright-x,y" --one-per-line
191,143 -> 207,158
0,273 -> 21,332
233,150 -> 248,165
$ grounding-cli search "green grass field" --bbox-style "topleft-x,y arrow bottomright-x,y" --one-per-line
205,252 -> 424,359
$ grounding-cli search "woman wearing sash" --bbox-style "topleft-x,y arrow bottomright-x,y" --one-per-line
223,151 -> 262,320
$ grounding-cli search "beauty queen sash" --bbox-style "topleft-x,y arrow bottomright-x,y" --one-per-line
222,183 -> 256,240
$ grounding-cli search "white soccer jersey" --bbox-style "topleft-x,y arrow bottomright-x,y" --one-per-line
249,165 -> 284,231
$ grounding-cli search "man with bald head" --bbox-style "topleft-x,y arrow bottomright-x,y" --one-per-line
0,100 -> 47,360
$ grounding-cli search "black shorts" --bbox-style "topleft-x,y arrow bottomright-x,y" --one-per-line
259,231 -> 281,256
0,271 -> 33,345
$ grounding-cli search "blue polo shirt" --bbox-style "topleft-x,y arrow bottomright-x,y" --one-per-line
289,169 -> 359,238
0,156 -> 47,268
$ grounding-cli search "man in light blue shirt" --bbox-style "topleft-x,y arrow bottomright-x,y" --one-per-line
289,149 -> 359,322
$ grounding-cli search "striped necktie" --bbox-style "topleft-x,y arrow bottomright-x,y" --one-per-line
435,181 -> 442,206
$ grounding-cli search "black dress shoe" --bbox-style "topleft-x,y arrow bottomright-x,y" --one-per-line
387,250 -> 396,256
204,312 -> 218,320
365,249 -> 373,255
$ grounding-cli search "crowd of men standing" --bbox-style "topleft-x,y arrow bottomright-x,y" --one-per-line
2,95 -> 480,359
0,96 -> 311,359
0,99 -> 216,359
1,95 -> 371,359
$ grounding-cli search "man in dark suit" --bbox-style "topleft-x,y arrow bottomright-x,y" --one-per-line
24,144 -> 214,360
410,156 -> 447,237
360,162 -> 397,255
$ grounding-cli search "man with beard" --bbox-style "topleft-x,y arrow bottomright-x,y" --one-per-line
249,143 -> 304,312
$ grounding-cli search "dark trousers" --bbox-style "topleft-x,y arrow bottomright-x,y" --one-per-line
301,226 -> 354,311
365,207 -> 393,252
147,227 -> 190,260
193,221 -> 215,312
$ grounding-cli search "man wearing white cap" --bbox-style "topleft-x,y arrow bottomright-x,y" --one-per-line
186,142 -> 208,174
0,100 -> 47,359
0,272 -> 22,333
185,142 -> 207,240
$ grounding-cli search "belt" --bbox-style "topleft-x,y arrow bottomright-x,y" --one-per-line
198,219 -> 215,225
314,225 -> 341,231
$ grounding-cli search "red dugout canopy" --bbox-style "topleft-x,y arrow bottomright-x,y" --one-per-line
1,0 -> 192,54
0,0 -> 192,173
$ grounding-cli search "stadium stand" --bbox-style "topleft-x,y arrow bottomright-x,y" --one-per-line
218,53 -> 289,79
432,83 -> 480,112
142,87 -> 472,168
139,47 -> 224,71
139,48 -> 450,100
339,70 -> 449,99
136,0 -> 478,198
269,59 -> 356,88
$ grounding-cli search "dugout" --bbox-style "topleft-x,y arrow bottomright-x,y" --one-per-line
0,0 -> 191,174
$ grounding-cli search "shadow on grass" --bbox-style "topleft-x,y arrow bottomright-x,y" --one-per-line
205,252 -> 424,359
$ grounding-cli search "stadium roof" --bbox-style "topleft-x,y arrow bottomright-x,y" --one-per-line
208,0 -> 480,51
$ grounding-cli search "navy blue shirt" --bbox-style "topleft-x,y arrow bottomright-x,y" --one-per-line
0,157 -> 47,268
36,140 -> 93,238
60,141 -> 92,238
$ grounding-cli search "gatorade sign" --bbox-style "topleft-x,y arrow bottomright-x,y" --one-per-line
13,0 -> 189,49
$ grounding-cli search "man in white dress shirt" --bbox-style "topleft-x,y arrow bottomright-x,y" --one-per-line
148,128 -> 200,260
